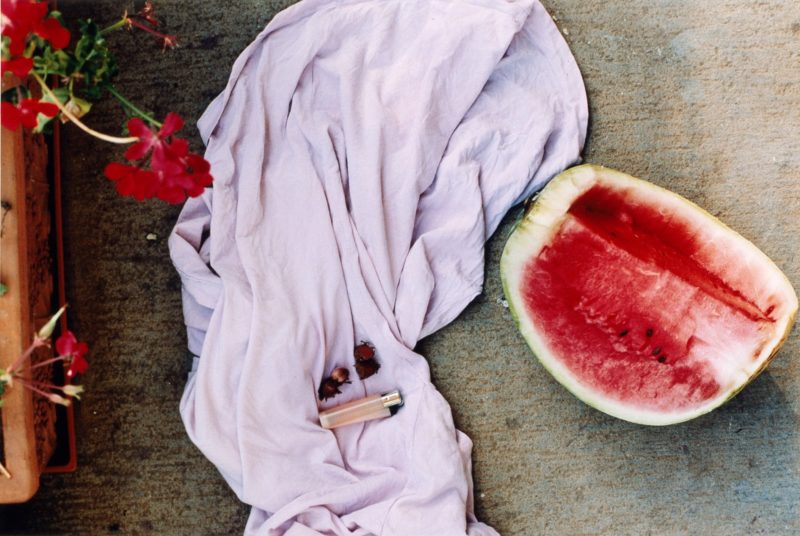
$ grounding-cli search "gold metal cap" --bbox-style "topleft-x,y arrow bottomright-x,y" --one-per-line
381,390 -> 403,409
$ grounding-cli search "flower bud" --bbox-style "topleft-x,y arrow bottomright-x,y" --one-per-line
37,305 -> 67,340
0,370 -> 12,386
48,393 -> 71,406
63,384 -> 84,399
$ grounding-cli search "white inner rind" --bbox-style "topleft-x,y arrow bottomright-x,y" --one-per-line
501,164 -> 798,426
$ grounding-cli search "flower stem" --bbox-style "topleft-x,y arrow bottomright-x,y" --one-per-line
31,73 -> 138,144
17,378 -> 61,392
126,18 -> 177,46
107,86 -> 162,128
6,339 -> 44,375
9,345 -> 35,374
25,355 -> 67,371
15,377 -> 52,400
100,16 -> 130,35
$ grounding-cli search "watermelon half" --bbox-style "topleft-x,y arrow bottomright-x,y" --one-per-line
501,165 -> 797,425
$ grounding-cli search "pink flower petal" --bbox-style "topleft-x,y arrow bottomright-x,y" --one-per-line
167,138 -> 189,157
115,173 -> 138,197
2,57 -> 33,77
132,169 -> 160,200
35,100 -> 59,117
66,354 -> 89,378
124,140 -> 152,161
126,118 -> 153,139
151,144 -> 184,175
187,154 -> 211,173
158,112 -> 184,138
1,102 -> 22,131
55,330 -> 78,356
104,162 -> 136,181
158,185 -> 187,204
17,99 -> 42,128
34,16 -> 70,49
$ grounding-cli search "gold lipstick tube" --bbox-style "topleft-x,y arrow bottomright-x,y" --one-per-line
319,390 -> 403,429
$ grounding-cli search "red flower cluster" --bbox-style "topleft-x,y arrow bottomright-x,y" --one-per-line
1,1 -> 70,131
1,0 -> 70,64
1,56 -> 33,76
55,330 -> 89,379
104,113 -> 212,203
1,98 -> 58,130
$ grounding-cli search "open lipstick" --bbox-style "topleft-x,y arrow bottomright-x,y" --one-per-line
319,390 -> 403,429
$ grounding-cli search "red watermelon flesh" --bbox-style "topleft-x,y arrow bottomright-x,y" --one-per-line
501,165 -> 797,425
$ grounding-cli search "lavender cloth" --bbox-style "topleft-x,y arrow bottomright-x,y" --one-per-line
169,1 -> 587,533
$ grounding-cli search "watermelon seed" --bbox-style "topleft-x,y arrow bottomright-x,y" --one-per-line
618,329 -> 629,337
658,356 -> 667,364
652,346 -> 662,356
646,328 -> 654,337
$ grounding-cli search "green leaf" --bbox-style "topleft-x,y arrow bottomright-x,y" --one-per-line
49,10 -> 66,24
36,94 -> 92,133
32,113 -> 55,134
66,95 -> 92,118
1,36 -> 10,60
70,19 -> 118,101
34,47 -> 71,76
0,282 -> 7,296
40,86 -> 70,105
34,86 -> 70,133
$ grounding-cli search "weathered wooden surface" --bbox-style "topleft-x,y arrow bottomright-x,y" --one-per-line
0,121 -> 57,504
1,0 -> 798,533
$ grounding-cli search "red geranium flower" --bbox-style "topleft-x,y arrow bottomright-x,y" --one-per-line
123,112 -> 183,161
103,162 -> 160,200
1,98 -> 59,131
151,143 -> 213,203
104,112 -> 213,204
1,56 -> 34,77
55,330 -> 89,379
0,0 -> 70,56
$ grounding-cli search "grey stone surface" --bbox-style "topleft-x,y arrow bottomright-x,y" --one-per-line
2,1 -> 799,534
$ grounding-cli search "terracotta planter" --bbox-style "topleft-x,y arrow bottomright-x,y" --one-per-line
0,119 -> 58,502
0,98 -> 77,506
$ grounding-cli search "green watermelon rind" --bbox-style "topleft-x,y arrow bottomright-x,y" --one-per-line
500,164 -> 798,426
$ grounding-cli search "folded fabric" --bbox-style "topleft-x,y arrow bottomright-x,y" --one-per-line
169,0 -> 587,533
